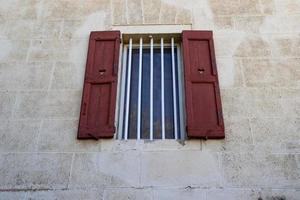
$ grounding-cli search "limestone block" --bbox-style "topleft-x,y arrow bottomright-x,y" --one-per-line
234,36 -> 271,57
112,0 -> 127,25
0,19 -> 6,39
101,140 -> 201,152
4,20 -> 35,40
127,0 -> 143,24
0,0 -> 39,20
103,188 -> 152,200
38,119 -> 100,152
222,153 -> 300,188
51,62 -> 84,90
217,58 -> 244,89
0,120 -> 40,152
274,0 -> 300,15
250,118 -> 300,153
27,189 -> 103,200
202,118 -> 253,152
234,16 -> 265,33
153,188 -> 206,200
33,20 -> 63,40
213,16 -> 233,30
0,62 -> 52,90
0,153 -> 72,190
242,58 -> 299,87
69,152 -> 140,188
206,189 -> 258,200
260,0 -> 275,14
176,8 -> 192,24
0,92 -> 16,120
160,3 -> 177,24
260,15 -> 300,33
271,36 -> 300,57
43,90 -> 81,119
13,91 -> 47,119
238,0 -> 261,15
0,192 -> 26,200
140,151 -> 221,187
221,88 -> 251,119
143,0 -> 161,24
0,40 -> 30,62
41,0 -> 110,20
208,0 -> 239,15
214,34 -> 246,57
28,40 -> 72,62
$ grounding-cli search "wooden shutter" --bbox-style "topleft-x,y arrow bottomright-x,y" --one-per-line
182,31 -> 224,139
78,31 -> 121,139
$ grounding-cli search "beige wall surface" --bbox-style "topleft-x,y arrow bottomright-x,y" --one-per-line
0,0 -> 299,199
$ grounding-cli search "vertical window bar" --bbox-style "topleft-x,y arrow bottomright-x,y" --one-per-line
177,45 -> 185,139
161,38 -> 165,139
137,38 -> 143,140
117,46 -> 128,139
124,38 -> 133,140
150,37 -> 154,140
171,37 -> 178,139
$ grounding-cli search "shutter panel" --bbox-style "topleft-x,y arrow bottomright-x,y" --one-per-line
182,31 -> 224,139
78,31 -> 121,139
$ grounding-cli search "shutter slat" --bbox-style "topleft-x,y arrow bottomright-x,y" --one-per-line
182,30 -> 225,139
78,31 -> 121,139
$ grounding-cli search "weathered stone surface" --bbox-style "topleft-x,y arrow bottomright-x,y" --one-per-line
0,92 -> 16,120
13,91 -> 47,119
38,120 -> 100,152
141,151 -> 221,187
202,118 -> 253,152
274,0 -> 300,15
0,62 -> 53,90
143,0 -> 161,24
14,91 -> 81,119
160,3 -> 177,24
222,153 -> 300,188
217,58 -> 244,88
153,188 -> 206,200
260,15 -> 300,33
234,36 -> 271,57
112,0 -> 127,25
176,8 -> 192,24
103,188 -> 152,200
0,120 -> 40,152
43,90 -> 81,119
271,36 -> 300,57
214,16 -> 233,30
101,140 -> 201,152
251,118 -> 300,153
0,0 -> 40,20
26,189 -> 103,200
33,20 -> 63,40
0,40 -> 30,62
0,153 -> 72,190
127,0 -> 143,24
51,62 -> 84,90
234,16 -> 264,33
242,58 -> 299,87
69,152 -> 140,188
0,192 -> 26,200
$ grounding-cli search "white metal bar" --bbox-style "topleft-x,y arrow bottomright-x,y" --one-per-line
171,37 -> 178,139
177,45 -> 185,139
124,38 -> 133,140
117,45 -> 128,139
150,37 -> 154,140
137,38 -> 143,140
161,38 -> 165,139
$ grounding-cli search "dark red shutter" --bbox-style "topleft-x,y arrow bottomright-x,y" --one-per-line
182,31 -> 224,139
78,31 -> 121,139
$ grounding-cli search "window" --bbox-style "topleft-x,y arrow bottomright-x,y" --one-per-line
118,35 -> 184,140
77,30 -> 225,140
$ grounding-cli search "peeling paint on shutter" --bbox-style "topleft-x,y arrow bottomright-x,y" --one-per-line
78,31 -> 121,139
182,30 -> 225,139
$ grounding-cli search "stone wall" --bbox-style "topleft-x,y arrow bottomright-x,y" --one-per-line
0,0 -> 299,199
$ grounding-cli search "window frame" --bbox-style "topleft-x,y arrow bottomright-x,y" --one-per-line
116,39 -> 186,140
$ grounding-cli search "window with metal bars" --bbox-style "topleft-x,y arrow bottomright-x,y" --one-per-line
117,35 -> 185,140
